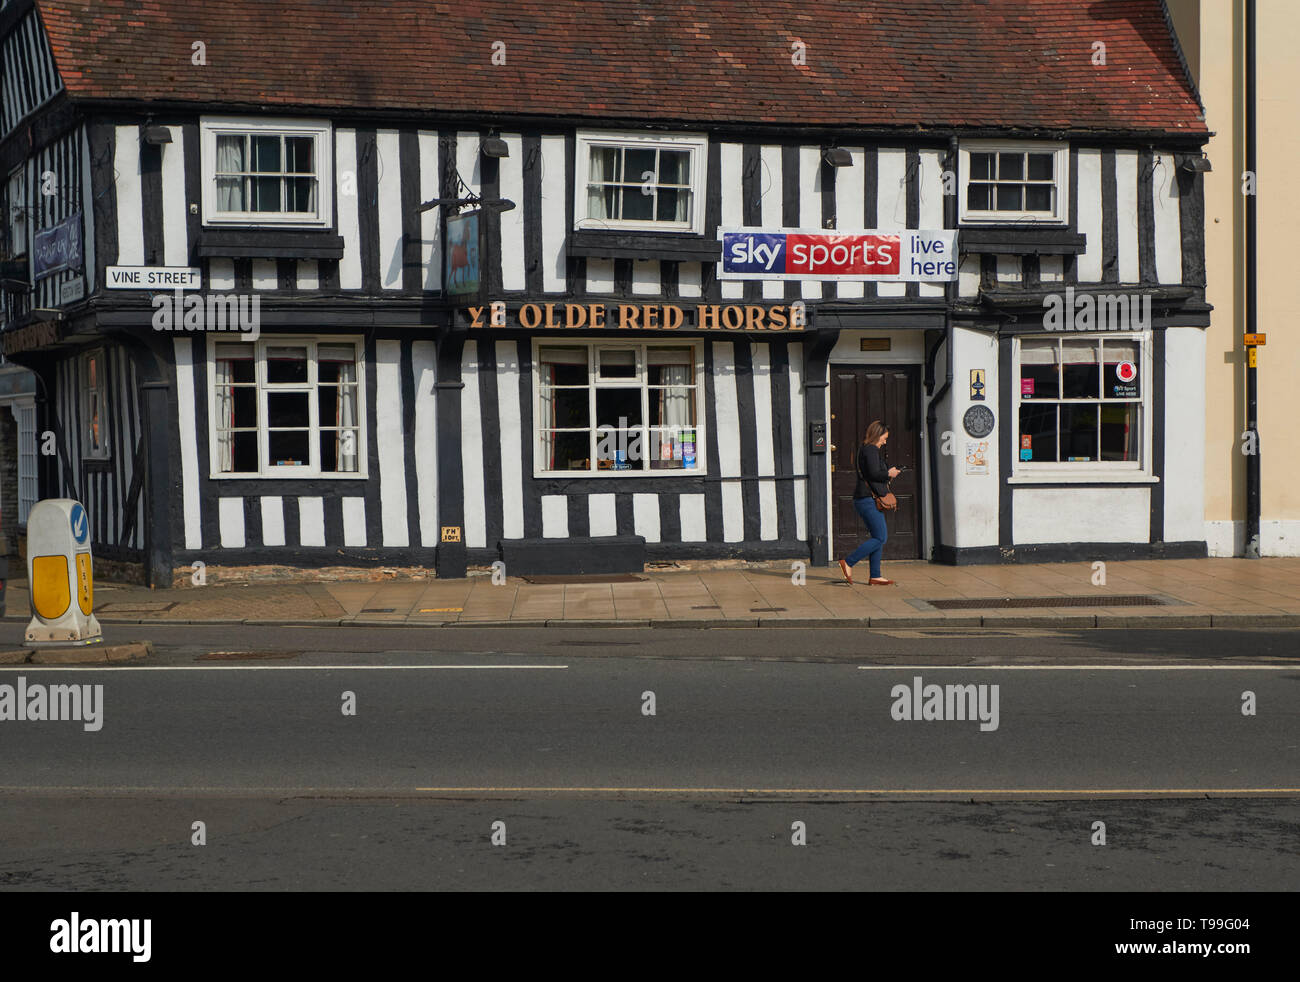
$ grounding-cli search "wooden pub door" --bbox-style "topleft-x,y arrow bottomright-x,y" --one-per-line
830,365 -> 923,563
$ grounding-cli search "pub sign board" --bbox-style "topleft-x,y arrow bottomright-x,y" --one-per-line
445,211 -> 481,297
459,301 -> 810,333
33,212 -> 83,280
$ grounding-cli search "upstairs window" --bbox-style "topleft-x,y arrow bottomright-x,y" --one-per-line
575,131 -> 707,234
6,167 -> 26,256
201,118 -> 333,227
960,142 -> 1068,225
80,349 -> 108,459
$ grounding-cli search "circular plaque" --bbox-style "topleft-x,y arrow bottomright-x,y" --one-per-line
963,405 -> 995,439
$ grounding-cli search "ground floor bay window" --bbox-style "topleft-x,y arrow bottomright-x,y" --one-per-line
534,341 -> 704,476
208,336 -> 365,477
1014,332 -> 1150,474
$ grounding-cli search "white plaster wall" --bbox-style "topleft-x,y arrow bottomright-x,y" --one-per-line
1013,487 -> 1150,543
945,327 -> 999,548
1163,327 -> 1206,542
827,331 -> 926,364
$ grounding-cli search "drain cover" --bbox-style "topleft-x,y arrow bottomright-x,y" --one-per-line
926,594 -> 1169,610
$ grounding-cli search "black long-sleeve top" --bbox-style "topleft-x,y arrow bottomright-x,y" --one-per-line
854,443 -> 891,499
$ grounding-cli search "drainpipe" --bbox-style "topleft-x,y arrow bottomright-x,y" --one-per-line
925,136 -> 959,561
1244,0 -> 1260,558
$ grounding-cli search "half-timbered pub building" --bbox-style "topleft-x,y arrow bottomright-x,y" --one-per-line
0,0 -> 1210,585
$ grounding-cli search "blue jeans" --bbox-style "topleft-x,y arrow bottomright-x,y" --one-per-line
846,496 -> 888,579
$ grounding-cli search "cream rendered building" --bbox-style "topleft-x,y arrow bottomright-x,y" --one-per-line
1167,0 -> 1299,555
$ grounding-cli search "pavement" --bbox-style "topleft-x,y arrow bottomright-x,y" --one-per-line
4,556 -> 1300,630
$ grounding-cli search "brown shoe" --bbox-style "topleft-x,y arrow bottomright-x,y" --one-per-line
838,559 -> 853,584
869,577 -> 895,586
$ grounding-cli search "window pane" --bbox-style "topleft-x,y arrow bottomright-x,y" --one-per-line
1027,153 -> 1054,181
656,187 -> 686,222
1101,404 -> 1139,462
544,431 -> 590,470
252,176 -> 281,212
596,386 -> 642,426
1025,185 -> 1053,211
997,153 -> 1024,180
230,431 -> 258,472
995,184 -> 1022,211
545,388 -> 590,428
590,146 -> 621,183
1019,339 -> 1059,399
620,185 -> 654,221
216,135 -> 245,173
1061,404 -> 1099,461
285,136 -> 314,173
1102,341 -> 1141,398
320,427 -> 361,473
540,346 -> 588,366
268,429 -> 310,466
659,150 -> 689,185
625,147 -> 656,182
595,425 -> 643,470
268,391 -> 310,428
1018,404 -> 1058,462
966,183 -> 991,211
588,184 -> 618,221
250,135 -> 281,173
266,346 -> 308,383
598,348 -> 636,378
649,386 -> 694,427
231,387 -> 258,428
1062,340 -> 1099,398
216,176 -> 245,212
217,344 -> 256,383
646,346 -> 692,366
288,177 -> 316,212
969,153 -> 993,181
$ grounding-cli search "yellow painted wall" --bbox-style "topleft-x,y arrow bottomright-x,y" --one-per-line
1167,0 -> 1299,555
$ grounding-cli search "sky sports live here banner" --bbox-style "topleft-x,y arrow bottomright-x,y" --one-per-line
718,228 -> 958,282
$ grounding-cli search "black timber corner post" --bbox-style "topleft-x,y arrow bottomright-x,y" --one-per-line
434,335 -> 467,578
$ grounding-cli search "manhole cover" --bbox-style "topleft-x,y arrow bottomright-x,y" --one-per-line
926,594 -> 1169,610
521,574 -> 646,584
198,651 -> 302,661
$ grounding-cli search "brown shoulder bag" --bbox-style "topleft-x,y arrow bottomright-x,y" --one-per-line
858,448 -> 898,511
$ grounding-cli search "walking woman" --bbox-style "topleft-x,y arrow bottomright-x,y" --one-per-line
838,419 -> 899,586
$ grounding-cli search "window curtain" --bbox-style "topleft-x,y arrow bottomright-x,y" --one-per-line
214,356 -> 234,472
336,359 -> 357,472
538,365 -> 555,469
216,135 -> 245,212
587,147 -> 612,221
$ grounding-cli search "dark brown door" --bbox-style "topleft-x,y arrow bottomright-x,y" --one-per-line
830,364 -> 922,562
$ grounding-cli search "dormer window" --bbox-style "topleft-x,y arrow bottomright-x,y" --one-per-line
959,141 -> 1069,225
201,117 -> 333,228
574,131 -> 708,234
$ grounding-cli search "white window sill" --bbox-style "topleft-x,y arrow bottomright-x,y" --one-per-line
208,472 -> 370,480
534,469 -> 706,479
1007,473 -> 1158,485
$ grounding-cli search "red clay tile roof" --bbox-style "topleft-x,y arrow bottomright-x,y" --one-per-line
36,0 -> 1205,134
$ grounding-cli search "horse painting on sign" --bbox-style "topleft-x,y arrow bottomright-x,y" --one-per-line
446,212 -> 480,295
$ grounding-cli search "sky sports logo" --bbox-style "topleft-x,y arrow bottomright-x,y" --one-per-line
719,228 -> 957,282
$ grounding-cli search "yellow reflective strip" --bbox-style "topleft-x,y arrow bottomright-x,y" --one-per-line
32,555 -> 70,620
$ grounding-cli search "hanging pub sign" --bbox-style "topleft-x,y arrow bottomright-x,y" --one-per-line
33,212 -> 83,280
718,227 -> 958,281
444,211 -> 481,297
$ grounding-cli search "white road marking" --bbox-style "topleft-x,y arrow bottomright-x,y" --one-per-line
0,665 -> 568,672
856,664 -> 1294,671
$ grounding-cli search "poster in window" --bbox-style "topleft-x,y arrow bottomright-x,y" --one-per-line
445,211 -> 480,296
1020,433 -> 1032,461
682,429 -> 696,468
1110,360 -> 1139,398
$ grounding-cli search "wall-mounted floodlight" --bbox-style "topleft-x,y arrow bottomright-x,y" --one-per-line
141,125 -> 173,145
481,137 -> 510,158
822,147 -> 852,168
1179,154 -> 1211,173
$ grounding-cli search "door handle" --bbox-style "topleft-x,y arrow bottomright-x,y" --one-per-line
830,444 -> 837,452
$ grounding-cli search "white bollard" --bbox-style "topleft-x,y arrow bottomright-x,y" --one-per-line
24,499 -> 102,646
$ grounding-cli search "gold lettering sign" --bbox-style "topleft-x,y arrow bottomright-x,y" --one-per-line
2,320 -> 59,356
440,526 -> 462,543
464,303 -> 805,332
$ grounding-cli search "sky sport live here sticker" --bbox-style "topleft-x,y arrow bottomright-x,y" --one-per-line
718,228 -> 958,281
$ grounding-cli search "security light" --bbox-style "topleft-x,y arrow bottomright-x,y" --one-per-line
822,147 -> 852,168
481,137 -> 510,158
1179,154 -> 1211,173
142,125 -> 173,145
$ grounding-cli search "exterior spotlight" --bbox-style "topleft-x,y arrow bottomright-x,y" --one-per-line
481,137 -> 509,158
1179,154 -> 1211,173
822,147 -> 852,167
142,125 -> 173,145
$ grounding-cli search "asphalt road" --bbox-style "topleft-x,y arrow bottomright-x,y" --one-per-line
0,625 -> 1296,889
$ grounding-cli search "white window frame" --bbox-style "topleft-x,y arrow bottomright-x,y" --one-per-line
7,165 -> 26,256
80,348 -> 109,460
200,116 -> 334,228
11,399 -> 37,524
206,335 -> 367,479
532,339 -> 706,478
1009,331 -> 1154,482
574,130 -> 708,234
959,140 -> 1070,226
